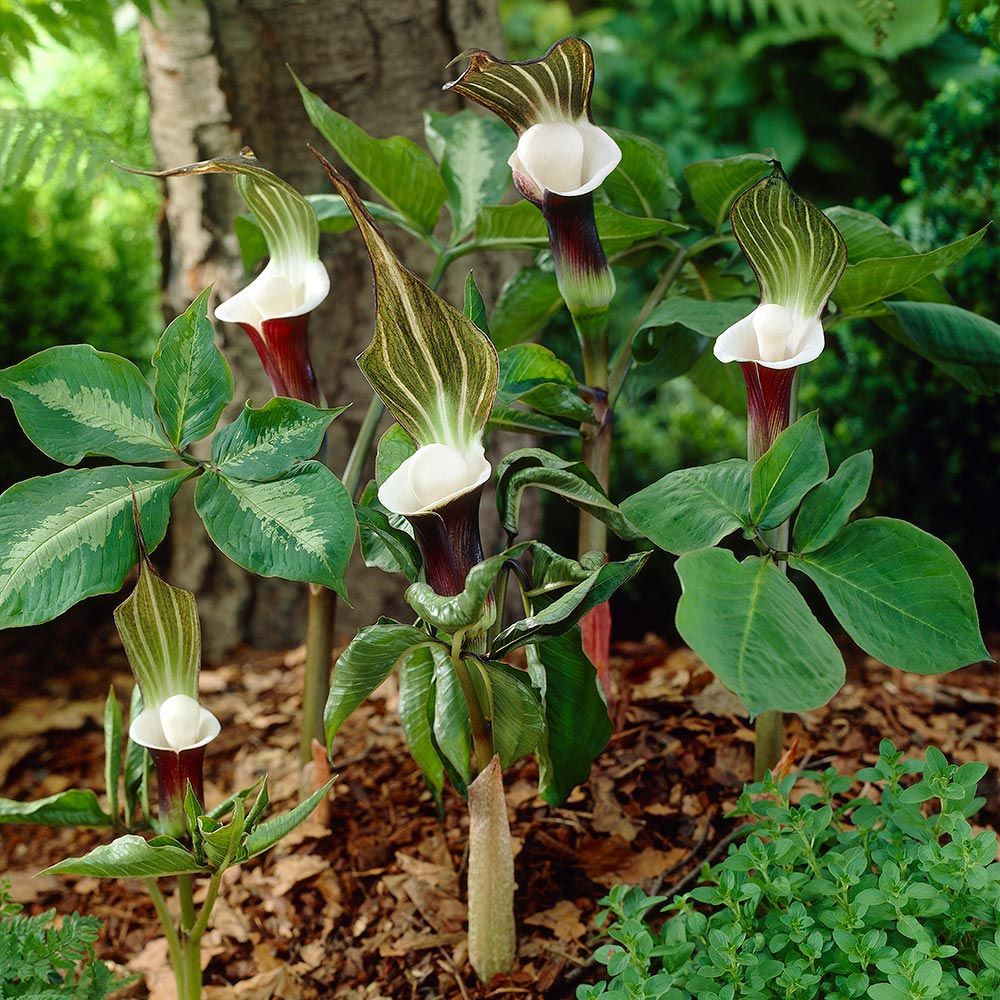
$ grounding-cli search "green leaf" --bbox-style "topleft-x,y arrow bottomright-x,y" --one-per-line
398,644 -> 446,808
793,450 -> 873,554
325,622 -> 442,744
495,448 -> 639,540
244,778 -> 336,859
0,465 -> 191,629
622,459 -> 751,555
294,71 -> 447,234
375,423 -> 417,486
883,302 -> 1000,395
424,110 -> 512,240
686,347 -> 748,416
789,518 -> 990,673
526,627 -> 611,806
195,462 -> 355,598
0,789 -> 112,828
489,265 -> 564,350
637,297 -> 756,340
355,483 -> 421,581
124,686 -> 148,824
675,548 -> 845,715
464,270 -> 489,335
43,834 -> 204,878
833,228 -> 986,312
474,201 -> 685,252
750,412 -> 828,530
497,345 -> 591,423
488,405 -> 579,438
152,288 -> 234,448
114,549 -> 201,708
683,152 -> 772,230
103,686 -> 122,825
0,344 -> 176,465
472,657 -> 544,769
730,168 -> 847,317
432,653 -> 473,787
318,161 -> 499,451
211,398 -> 347,481
603,128 -> 680,218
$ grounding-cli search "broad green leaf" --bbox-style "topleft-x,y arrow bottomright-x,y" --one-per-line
424,110 -> 512,239
295,71 -> 447,234
526,628 -> 611,806
793,450 -> 873,553
685,347 -> 747,416
495,448 -> 639,540
114,549 -> 200,708
0,789 -> 112,828
375,423 -> 417,486
444,36 -> 595,133
211,398 -> 347,481
43,834 -> 204,878
199,797 -> 247,869
683,152 -> 772,230
833,228 -> 986,312
494,550 -> 649,656
789,518 -> 989,673
464,270 -> 489,335
104,686 -> 122,824
730,168 -> 847,317
472,657 -> 544,769
0,345 -> 176,465
489,265 -> 563,350
152,288 -> 234,447
884,302 -> 1000,395
675,548 -> 845,715
750,412 -> 828,530
0,465 -> 190,629
244,778 -> 336,859
355,484 -> 421,581
488,405 -> 579,438
433,653 -> 473,787
603,128 -> 680,218
474,201 -> 685,252
405,545 -> 530,634
195,462 -> 356,598
637,297 -> 756,340
398,644 -> 446,809
317,160 -> 499,451
622,459 -> 751,555
124,685 -> 149,823
497,345 -> 591,423
325,623 -> 442,744
824,206 -> 949,304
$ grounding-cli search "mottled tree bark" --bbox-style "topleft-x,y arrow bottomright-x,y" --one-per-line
140,0 -> 509,654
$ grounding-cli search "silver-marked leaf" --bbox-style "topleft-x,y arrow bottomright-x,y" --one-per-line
398,644 -> 446,808
195,462 -> 356,598
325,623 -> 441,744
43,834 -> 204,878
424,110 -> 512,240
211,397 -> 347,481
295,72 -> 447,234
0,345 -> 176,465
622,459 -> 752,555
0,465 -> 190,629
316,156 -> 499,452
793,450 -> 873,554
790,518 -> 990,673
730,167 -> 847,317
675,548 -> 845,716
604,128 -> 680,219
683,153 -> 772,231
244,778 -> 336,859
471,657 -> 544,768
114,548 -> 200,708
444,37 -> 595,134
490,265 -> 564,350
153,288 -> 234,447
0,789 -> 112,828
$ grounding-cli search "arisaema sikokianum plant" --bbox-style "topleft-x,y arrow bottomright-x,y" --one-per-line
311,154 -> 647,983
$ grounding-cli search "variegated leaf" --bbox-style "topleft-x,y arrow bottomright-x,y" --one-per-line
444,37 -> 595,133
730,166 -> 847,318
114,546 -> 201,709
122,149 -> 318,270
315,153 -> 498,451
0,466 -> 191,629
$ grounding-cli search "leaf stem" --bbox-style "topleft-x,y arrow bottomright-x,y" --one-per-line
145,878 -> 184,977
450,631 -> 494,774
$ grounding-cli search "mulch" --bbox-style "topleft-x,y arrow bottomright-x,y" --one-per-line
1,612 -> 997,999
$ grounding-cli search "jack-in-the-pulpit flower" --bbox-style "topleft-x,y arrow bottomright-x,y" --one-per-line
714,163 -> 847,459
446,38 -> 620,319
313,150 -> 499,598
127,150 -> 329,406
114,522 -> 219,838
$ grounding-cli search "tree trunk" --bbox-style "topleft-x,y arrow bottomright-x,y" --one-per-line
140,0 -> 507,655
